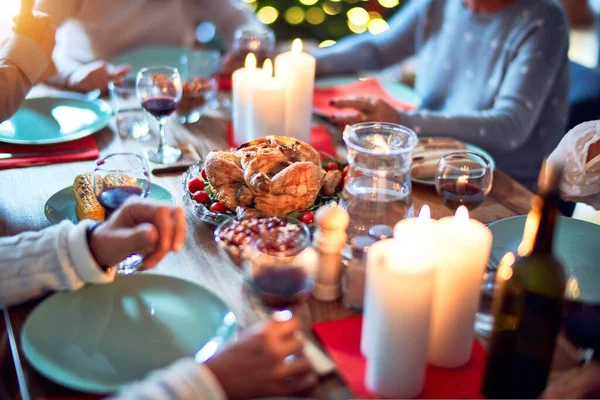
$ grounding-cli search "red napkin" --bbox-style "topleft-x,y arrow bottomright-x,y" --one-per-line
226,123 -> 337,159
0,135 -> 99,171
313,316 -> 487,399
313,79 -> 416,118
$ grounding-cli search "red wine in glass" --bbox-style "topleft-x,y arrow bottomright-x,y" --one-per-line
251,266 -> 315,311
438,181 -> 485,211
141,96 -> 179,119
98,186 -> 144,215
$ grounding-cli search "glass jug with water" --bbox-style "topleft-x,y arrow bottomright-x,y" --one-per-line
340,122 -> 418,238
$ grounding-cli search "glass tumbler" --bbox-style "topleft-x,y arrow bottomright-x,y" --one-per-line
178,50 -> 222,124
339,122 -> 419,238
232,25 -> 275,68
108,78 -> 150,140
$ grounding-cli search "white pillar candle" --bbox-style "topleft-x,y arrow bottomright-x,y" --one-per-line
274,38 -> 315,143
364,206 -> 437,398
428,206 -> 493,368
248,59 -> 286,140
232,53 -> 260,145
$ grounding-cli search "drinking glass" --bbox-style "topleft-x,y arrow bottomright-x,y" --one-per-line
242,219 -> 315,321
434,150 -> 494,213
108,78 -> 149,140
231,25 -> 275,69
178,50 -> 221,124
136,66 -> 183,164
340,122 -> 418,239
92,153 -> 151,274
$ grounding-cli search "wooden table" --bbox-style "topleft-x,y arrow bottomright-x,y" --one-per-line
0,94 -> 536,399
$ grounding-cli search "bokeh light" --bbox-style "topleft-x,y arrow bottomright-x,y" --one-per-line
319,39 -> 337,48
347,7 -> 370,26
347,20 -> 367,34
284,6 -> 305,25
299,0 -> 319,5
368,18 -> 390,35
323,1 -> 342,15
256,6 -> 279,24
378,0 -> 400,8
306,7 -> 326,25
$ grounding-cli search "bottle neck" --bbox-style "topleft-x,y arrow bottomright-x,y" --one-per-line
527,192 -> 559,255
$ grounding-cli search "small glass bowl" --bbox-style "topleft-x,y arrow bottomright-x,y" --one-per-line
214,216 -> 311,268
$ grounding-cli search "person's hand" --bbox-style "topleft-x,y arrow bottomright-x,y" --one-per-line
205,318 -> 317,399
541,359 -> 600,399
67,60 -> 130,93
88,198 -> 186,269
13,11 -> 55,59
329,96 -> 402,126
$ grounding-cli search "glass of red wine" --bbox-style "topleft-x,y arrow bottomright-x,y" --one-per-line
92,153 -> 151,274
242,219 -> 315,321
136,66 -> 183,164
434,150 -> 493,213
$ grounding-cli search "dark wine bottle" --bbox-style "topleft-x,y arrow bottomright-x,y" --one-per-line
482,162 -> 567,399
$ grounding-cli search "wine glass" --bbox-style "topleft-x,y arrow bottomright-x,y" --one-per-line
92,153 -> 151,274
434,150 -> 494,212
230,26 -> 275,71
241,218 -> 315,321
136,66 -> 183,164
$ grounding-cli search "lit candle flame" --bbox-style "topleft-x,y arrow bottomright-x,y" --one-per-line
244,53 -> 257,70
455,205 -> 469,224
418,205 -> 431,221
263,58 -> 273,77
566,277 -> 581,300
498,252 -> 515,281
292,38 -> 303,54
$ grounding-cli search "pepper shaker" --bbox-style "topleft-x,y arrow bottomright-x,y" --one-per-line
342,235 -> 377,310
312,205 -> 350,301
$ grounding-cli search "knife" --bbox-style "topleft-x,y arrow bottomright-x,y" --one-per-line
0,148 -> 96,160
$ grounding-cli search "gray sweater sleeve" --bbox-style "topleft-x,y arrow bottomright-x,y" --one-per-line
398,13 -> 568,152
313,0 -> 427,76
0,221 -> 115,307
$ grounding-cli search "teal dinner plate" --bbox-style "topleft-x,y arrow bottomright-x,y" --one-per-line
411,142 -> 496,186
113,46 -> 218,77
44,183 -> 175,224
488,215 -> 600,303
0,97 -> 111,145
21,274 -> 237,393
315,76 -> 421,108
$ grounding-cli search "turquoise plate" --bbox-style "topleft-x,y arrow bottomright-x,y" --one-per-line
315,76 -> 421,109
411,141 -> 496,186
44,183 -> 175,224
21,274 -> 237,393
488,215 -> 600,303
0,97 -> 112,145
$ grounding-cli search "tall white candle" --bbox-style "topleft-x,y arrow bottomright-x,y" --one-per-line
361,205 -> 433,357
364,207 -> 437,398
274,38 -> 315,143
248,59 -> 286,140
428,206 -> 493,368
232,53 -> 259,145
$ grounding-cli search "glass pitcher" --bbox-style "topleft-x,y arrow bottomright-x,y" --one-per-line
340,122 -> 418,238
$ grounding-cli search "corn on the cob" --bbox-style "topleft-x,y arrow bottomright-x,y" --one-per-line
103,173 -> 136,188
73,173 -> 105,222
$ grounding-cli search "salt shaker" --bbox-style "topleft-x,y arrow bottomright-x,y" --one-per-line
312,205 -> 350,301
342,235 -> 377,310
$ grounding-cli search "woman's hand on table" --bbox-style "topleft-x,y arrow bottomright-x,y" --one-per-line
67,60 -> 130,93
329,96 -> 402,126
88,199 -> 186,269
205,317 -> 317,399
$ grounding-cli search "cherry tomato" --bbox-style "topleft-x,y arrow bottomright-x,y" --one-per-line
325,162 -> 339,171
210,202 -> 228,214
300,211 -> 315,225
201,168 -> 207,181
193,191 -> 210,204
342,165 -> 350,178
188,177 -> 205,193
